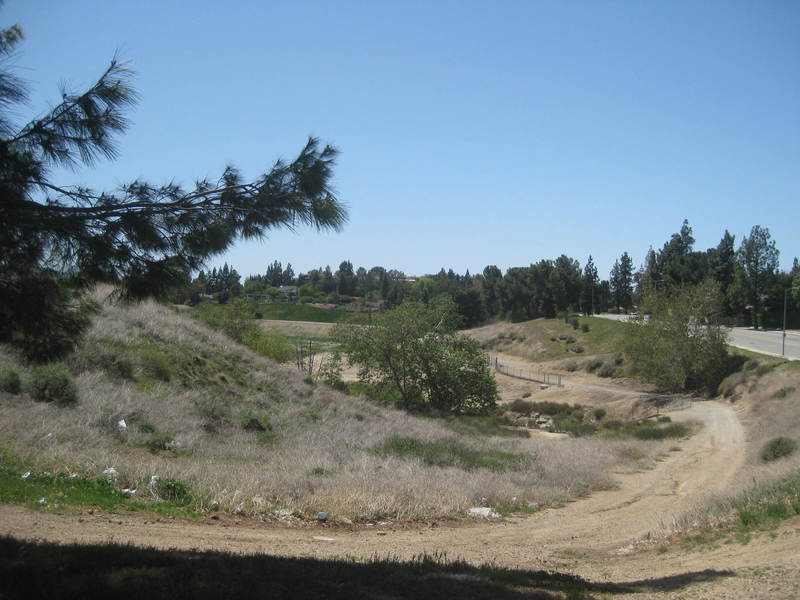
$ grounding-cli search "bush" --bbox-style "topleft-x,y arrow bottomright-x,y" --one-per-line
631,423 -> 689,440
241,413 -> 272,433
569,318 -> 579,330
593,408 -> 606,420
565,361 -> 578,372
581,323 -> 590,333
26,364 -> 79,406
585,359 -> 603,372
761,437 -> 798,462
773,387 -> 796,399
569,345 -> 584,354
597,364 -> 615,378
152,478 -> 191,503
0,366 -> 22,394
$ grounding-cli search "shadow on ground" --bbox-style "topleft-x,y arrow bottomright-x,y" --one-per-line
0,536 -> 734,599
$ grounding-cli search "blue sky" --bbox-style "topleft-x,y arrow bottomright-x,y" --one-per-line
6,1 -> 799,280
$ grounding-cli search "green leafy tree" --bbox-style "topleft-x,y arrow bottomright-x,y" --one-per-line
622,280 -> 733,394
0,29 -> 346,360
333,296 -> 497,415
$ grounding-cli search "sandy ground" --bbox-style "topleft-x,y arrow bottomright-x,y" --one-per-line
2,353 -> 799,597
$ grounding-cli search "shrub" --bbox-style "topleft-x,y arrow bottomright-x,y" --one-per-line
565,361 -> 578,372
597,364 -> 615,378
773,387 -> 796,399
657,415 -> 672,423
137,421 -> 156,434
593,408 -> 606,420
585,359 -> 603,372
631,423 -> 689,440
26,364 -> 79,406
718,371 -> 747,398
507,398 -> 535,414
564,335 -> 576,344
581,323 -> 590,333
761,437 -> 798,462
152,478 -> 191,503
0,366 -> 22,394
569,345 -> 584,354
569,318 -> 579,330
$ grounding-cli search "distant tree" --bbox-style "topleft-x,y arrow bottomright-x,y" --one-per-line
333,296 -> 497,415
336,260 -> 356,296
453,287 -> 487,328
481,265 -> 502,317
736,225 -> 779,328
580,255 -> 599,315
282,263 -> 295,286
610,252 -> 634,313
0,29 -> 346,361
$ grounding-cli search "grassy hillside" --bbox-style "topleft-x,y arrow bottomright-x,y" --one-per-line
0,292 -> 658,521
469,316 -> 626,363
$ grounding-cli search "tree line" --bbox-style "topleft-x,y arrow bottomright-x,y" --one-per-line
191,219 -> 798,330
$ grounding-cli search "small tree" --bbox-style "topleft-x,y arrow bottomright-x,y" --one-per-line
333,296 -> 497,415
622,280 -> 733,394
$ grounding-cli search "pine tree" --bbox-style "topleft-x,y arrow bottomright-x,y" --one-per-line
0,27 -> 346,360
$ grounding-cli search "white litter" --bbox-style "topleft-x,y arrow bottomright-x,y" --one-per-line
467,507 -> 501,519
21,471 -> 31,479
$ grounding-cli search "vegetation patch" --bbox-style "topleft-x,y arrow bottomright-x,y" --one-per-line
0,366 -> 21,394
26,364 -> 79,406
372,436 -> 528,472
760,437 -> 798,462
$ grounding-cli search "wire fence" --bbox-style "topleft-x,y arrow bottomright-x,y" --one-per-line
489,356 -> 563,387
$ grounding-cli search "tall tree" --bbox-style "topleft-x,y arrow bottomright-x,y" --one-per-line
481,265 -> 503,317
610,252 -> 634,313
580,255 -> 599,315
0,31 -> 346,360
737,225 -> 779,328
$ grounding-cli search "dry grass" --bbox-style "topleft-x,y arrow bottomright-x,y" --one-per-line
0,291 -> 660,521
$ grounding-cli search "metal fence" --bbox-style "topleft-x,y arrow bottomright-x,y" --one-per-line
489,356 -> 563,387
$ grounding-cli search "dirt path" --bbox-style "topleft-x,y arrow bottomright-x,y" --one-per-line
3,362 -> 799,597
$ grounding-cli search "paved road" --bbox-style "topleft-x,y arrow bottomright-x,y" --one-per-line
595,313 -> 800,360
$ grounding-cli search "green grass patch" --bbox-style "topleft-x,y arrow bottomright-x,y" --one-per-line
508,317 -> 626,362
0,446 -> 198,515
255,302 -> 365,323
372,436 -> 528,472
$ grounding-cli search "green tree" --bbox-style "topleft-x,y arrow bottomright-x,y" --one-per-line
622,280 -> 733,394
610,252 -> 634,313
333,296 -> 497,415
737,225 -> 779,328
0,30 -> 346,361
580,255 -> 599,315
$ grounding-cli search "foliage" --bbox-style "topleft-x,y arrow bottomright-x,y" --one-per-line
622,280 -> 734,394
736,225 -> 779,327
26,364 -> 79,406
0,366 -> 21,394
334,297 -> 498,415
151,478 -> 192,503
0,29 -> 346,361
760,437 -> 798,462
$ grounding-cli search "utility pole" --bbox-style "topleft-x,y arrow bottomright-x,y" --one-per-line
782,288 -> 788,356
